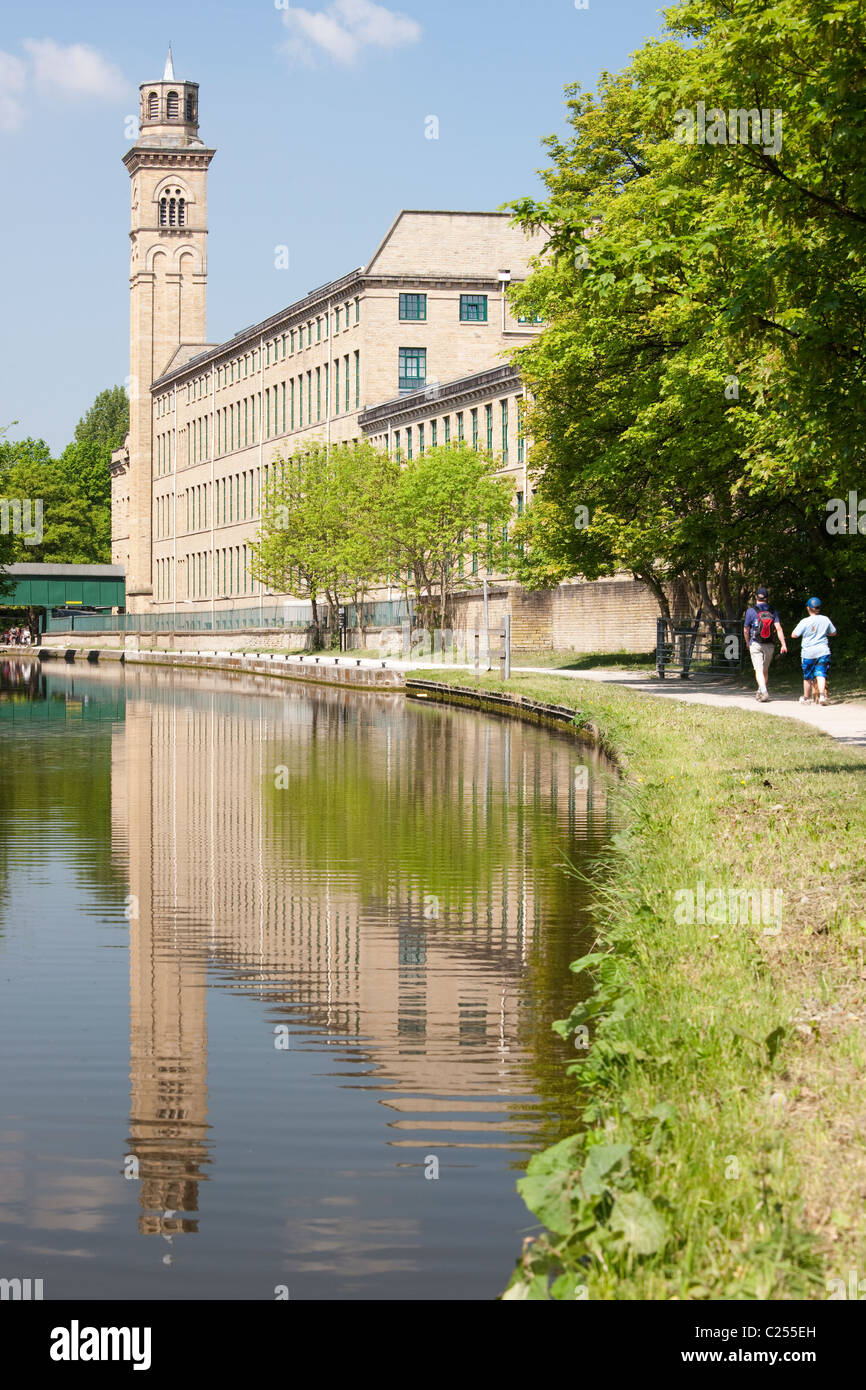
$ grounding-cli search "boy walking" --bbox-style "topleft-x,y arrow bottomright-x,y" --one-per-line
743,587 -> 787,702
792,598 -> 837,705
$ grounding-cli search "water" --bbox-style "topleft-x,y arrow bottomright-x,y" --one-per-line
0,657 -> 615,1301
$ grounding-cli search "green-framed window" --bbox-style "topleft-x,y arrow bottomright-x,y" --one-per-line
354,351 -> 359,408
486,403 -> 493,451
500,400 -> 509,462
406,427 -> 413,461
517,399 -> 525,462
345,354 -> 350,412
457,411 -> 463,442
460,293 -> 487,322
334,359 -> 340,415
431,420 -> 437,447
418,423 -> 425,455
335,307 -> 341,333
394,429 -> 401,460
399,347 -> 425,392
471,408 -> 478,448
399,292 -> 426,321
443,416 -> 450,444
355,297 -> 360,323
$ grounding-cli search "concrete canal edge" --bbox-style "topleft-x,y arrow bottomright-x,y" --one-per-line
405,676 -> 619,766
33,645 -> 404,692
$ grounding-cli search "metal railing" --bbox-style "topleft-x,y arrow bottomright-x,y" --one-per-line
656,615 -> 743,679
44,605 -> 314,634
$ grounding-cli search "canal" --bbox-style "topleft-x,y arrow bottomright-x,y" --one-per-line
0,657 -> 615,1300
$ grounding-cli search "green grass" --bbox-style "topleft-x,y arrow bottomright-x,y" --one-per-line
413,668 -> 866,1300
511,648 -> 658,671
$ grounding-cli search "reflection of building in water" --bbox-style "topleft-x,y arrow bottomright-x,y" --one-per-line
115,665 -> 612,1235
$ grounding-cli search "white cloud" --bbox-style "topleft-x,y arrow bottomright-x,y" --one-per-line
0,51 -> 27,132
0,40 -> 127,132
280,0 -> 421,67
22,39 -> 127,101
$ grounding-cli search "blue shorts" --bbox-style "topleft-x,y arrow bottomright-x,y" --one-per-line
802,655 -> 831,680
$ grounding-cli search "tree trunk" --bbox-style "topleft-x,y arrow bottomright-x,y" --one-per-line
635,569 -> 670,620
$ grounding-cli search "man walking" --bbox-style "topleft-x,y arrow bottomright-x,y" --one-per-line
792,597 -> 837,706
743,586 -> 787,702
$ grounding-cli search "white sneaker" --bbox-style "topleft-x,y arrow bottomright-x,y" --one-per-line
757,690 -> 769,702
798,696 -> 810,704
819,695 -> 829,705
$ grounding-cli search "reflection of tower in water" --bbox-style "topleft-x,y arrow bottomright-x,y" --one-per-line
118,699 -> 210,1238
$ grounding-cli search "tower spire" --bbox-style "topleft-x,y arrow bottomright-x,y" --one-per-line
163,45 -> 174,80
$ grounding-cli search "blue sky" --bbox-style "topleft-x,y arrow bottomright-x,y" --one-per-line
0,0 -> 668,453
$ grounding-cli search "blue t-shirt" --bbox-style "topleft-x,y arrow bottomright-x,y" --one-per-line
744,605 -> 779,642
792,614 -> 836,658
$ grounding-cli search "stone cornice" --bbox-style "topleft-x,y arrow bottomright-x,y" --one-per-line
123,146 -> 215,174
359,364 -> 521,429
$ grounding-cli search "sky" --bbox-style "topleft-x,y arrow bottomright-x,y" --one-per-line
0,0 -> 669,453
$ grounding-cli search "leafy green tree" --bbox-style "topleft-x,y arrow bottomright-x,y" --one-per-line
74,386 -> 129,451
251,443 -> 395,646
506,0 -> 866,633
383,443 -> 514,628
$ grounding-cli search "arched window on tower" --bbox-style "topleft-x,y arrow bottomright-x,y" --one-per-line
185,94 -> 195,122
159,189 -> 187,228
166,91 -> 179,119
147,91 -> 158,120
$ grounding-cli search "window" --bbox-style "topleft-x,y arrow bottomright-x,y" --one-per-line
316,367 -> 321,420
355,297 -> 360,323
167,91 -> 179,119
317,317 -> 322,342
431,420 -> 437,447
517,399 -> 525,463
147,91 -> 158,120
517,313 -> 545,325
418,423 -> 425,455
335,307 -> 341,333
290,330 -> 295,354
394,430 -> 401,460
443,416 -> 450,445
486,404 -> 493,451
399,293 -> 426,321
472,408 -> 479,449
399,348 -> 426,392
406,427 -> 413,461
460,294 -> 487,322
501,400 -> 509,462
457,411 -> 464,442
334,360 -> 340,415
159,189 -> 186,227
517,490 -> 524,516
186,94 -> 195,122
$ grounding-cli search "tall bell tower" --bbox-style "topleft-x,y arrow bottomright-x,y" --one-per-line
119,50 -> 215,611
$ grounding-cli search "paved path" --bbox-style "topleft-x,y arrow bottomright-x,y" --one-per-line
397,660 -> 866,748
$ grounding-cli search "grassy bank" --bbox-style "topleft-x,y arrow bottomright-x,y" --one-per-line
413,669 -> 866,1300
